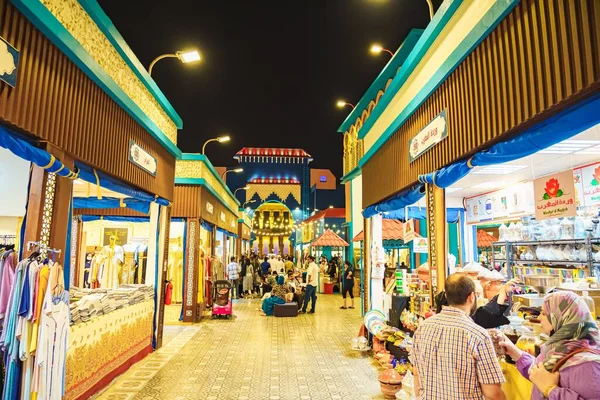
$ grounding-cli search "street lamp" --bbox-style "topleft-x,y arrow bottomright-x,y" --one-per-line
243,199 -> 257,208
202,135 -> 230,155
336,100 -> 355,110
234,185 -> 250,197
148,50 -> 201,76
370,44 -> 394,57
221,167 -> 243,179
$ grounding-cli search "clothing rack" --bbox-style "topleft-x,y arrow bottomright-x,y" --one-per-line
0,235 -> 16,245
27,241 -> 62,258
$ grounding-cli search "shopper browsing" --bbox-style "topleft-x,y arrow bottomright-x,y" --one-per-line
300,255 -> 319,314
500,291 -> 600,400
225,257 -> 241,300
340,261 -> 355,309
412,274 -> 505,400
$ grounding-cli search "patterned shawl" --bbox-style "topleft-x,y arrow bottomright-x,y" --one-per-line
540,291 -> 600,371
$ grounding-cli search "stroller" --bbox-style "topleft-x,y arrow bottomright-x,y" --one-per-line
211,280 -> 233,319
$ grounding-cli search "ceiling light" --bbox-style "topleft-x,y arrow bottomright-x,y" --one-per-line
471,182 -> 499,190
446,187 -> 463,194
472,165 -> 528,175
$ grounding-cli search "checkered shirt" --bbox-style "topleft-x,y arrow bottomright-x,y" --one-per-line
412,306 -> 505,400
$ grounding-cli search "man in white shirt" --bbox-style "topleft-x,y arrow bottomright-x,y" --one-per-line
226,256 -> 241,299
300,255 -> 319,314
276,255 -> 285,275
268,255 -> 277,273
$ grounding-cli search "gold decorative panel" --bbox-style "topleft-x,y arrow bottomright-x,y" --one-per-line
40,173 -> 57,252
246,183 -> 300,204
343,128 -> 363,176
175,160 -> 239,214
39,0 -> 178,144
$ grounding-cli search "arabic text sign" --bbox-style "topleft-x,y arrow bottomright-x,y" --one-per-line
129,140 -> 157,176
533,169 -> 576,220
0,37 -> 19,87
403,219 -> 415,243
575,161 -> 600,208
409,110 -> 447,162
413,237 -> 428,253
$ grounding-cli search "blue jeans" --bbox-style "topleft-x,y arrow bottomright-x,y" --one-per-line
302,285 -> 317,312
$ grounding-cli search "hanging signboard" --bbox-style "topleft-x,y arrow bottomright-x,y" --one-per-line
129,140 -> 157,176
575,161 -> 600,208
533,169 -> 576,220
413,237 -> 428,253
409,110 -> 447,162
465,182 -> 534,224
0,37 -> 19,87
403,219 -> 415,243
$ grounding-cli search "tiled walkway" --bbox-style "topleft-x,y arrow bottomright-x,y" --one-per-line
96,294 -> 382,400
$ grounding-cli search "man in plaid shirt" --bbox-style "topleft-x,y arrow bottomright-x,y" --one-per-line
412,274 -> 505,400
226,256 -> 241,299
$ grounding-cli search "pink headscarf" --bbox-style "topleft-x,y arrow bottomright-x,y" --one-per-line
540,291 -> 600,371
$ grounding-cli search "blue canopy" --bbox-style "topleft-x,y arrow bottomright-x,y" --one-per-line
75,161 -> 169,206
383,206 -> 463,223
73,196 -> 151,214
419,93 -> 600,188
201,221 -> 214,232
0,124 -> 76,178
80,215 -> 151,223
363,184 -> 425,218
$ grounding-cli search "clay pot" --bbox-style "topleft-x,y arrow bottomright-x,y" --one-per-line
379,366 -> 404,399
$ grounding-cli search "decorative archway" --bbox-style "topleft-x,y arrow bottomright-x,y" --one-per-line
252,200 -> 295,256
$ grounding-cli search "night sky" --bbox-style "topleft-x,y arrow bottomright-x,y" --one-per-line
98,0 -> 441,178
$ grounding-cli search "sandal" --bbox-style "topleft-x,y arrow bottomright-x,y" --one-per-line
349,306 -> 355,309
340,306 -> 347,309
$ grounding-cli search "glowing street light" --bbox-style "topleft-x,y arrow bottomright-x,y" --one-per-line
221,167 -> 243,179
148,50 -> 201,76
370,44 -> 394,57
202,135 -> 230,155
234,185 -> 250,196
336,100 -> 355,110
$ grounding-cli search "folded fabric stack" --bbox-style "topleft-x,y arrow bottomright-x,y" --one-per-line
69,285 -> 154,326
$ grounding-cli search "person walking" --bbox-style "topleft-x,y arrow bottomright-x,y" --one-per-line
242,257 -> 254,297
412,274 -> 505,400
300,255 -> 319,314
284,256 -> 294,274
225,256 -> 241,300
340,261 -> 355,309
261,256 -> 270,278
500,291 -> 600,399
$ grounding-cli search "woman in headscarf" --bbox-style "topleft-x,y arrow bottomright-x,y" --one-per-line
260,276 -> 289,316
500,291 -> 600,399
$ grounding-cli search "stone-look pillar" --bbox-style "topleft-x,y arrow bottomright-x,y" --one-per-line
155,206 -> 172,349
425,184 -> 447,305
182,218 -> 200,322
362,217 -> 371,315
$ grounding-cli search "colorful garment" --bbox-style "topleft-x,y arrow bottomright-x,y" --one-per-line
3,259 -> 26,400
0,251 -> 17,320
540,291 -> 600,371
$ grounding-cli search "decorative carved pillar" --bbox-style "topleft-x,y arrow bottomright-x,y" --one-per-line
363,217 -> 371,315
155,206 -> 172,349
182,218 -> 200,322
425,184 -> 447,305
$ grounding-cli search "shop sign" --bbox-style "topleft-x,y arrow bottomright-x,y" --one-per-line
413,237 -> 428,253
403,219 -> 415,243
206,202 -> 214,214
533,169 -> 576,220
129,140 -> 157,176
465,182 -> 534,224
0,37 -> 19,87
220,211 -> 226,222
409,110 -> 447,162
574,162 -> 600,208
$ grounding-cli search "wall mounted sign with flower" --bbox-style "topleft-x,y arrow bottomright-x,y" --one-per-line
533,169 -> 576,221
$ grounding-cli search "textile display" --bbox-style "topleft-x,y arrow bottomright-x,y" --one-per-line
65,299 -> 154,400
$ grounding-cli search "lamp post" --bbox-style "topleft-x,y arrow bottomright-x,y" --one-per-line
370,44 -> 394,57
425,0 -> 434,20
221,167 -> 243,180
202,135 -> 230,155
243,199 -> 257,208
336,100 -> 355,110
148,50 -> 201,76
234,185 -> 250,197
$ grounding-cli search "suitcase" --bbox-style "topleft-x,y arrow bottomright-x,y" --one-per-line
274,302 -> 298,317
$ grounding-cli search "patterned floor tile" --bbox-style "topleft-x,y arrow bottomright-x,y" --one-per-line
96,295 -> 384,399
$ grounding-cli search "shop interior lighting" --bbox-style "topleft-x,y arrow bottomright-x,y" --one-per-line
472,165 -> 528,175
471,182 -> 500,190
537,139 -> 600,154
445,187 -> 463,194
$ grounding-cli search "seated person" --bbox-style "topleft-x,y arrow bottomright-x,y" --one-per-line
260,276 -> 289,316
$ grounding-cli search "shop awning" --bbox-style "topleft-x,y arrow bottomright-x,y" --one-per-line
0,124 -> 77,178
311,229 -> 349,247
477,230 -> 497,248
73,196 -> 151,214
382,206 -> 463,223
80,215 -> 150,223
352,219 -> 422,242
75,161 -> 169,206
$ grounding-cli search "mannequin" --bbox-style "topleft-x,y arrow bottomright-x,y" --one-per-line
99,235 -> 124,289
134,240 -> 149,284
168,238 -> 184,303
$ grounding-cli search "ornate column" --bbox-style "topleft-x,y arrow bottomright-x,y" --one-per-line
362,217 -> 371,314
182,218 -> 200,322
425,184 -> 447,305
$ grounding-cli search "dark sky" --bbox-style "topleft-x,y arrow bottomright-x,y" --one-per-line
98,0 -> 441,178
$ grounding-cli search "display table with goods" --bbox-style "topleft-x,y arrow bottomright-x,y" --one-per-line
65,287 -> 155,400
